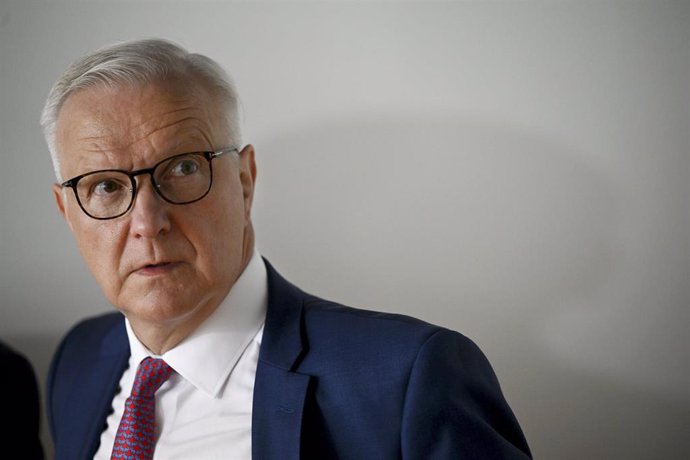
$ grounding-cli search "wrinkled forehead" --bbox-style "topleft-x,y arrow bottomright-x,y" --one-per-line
59,78 -> 207,125
56,79 -> 226,150
54,79 -> 230,177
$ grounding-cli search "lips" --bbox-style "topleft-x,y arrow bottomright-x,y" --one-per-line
144,262 -> 171,269
132,261 -> 180,276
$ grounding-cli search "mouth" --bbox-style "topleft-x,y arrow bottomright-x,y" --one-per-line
134,261 -> 180,276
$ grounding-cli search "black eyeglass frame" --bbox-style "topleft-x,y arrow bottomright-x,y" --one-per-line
61,147 -> 239,220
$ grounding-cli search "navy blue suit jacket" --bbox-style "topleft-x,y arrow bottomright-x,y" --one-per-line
48,260 -> 531,459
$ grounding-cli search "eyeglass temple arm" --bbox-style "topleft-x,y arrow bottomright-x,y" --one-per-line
210,147 -> 240,159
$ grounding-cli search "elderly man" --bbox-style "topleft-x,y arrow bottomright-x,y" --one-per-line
42,39 -> 531,460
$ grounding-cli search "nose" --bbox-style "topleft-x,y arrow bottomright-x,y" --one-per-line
128,179 -> 171,238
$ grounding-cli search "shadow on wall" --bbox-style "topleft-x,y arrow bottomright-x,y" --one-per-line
255,116 -> 616,313
254,116 -> 689,459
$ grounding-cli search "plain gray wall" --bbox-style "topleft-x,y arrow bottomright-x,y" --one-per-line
1,1 -> 688,458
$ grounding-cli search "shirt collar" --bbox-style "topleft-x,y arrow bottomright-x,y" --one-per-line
125,248 -> 268,398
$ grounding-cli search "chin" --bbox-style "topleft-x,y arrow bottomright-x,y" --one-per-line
116,290 -> 202,324
128,304 -> 201,327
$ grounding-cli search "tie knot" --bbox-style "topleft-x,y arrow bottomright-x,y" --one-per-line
131,357 -> 174,397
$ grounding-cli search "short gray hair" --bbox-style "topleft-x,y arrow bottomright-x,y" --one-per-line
40,38 -> 242,181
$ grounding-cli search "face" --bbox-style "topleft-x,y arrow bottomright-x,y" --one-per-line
53,79 -> 256,338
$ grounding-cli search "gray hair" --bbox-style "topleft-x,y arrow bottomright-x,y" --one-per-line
40,38 -> 242,181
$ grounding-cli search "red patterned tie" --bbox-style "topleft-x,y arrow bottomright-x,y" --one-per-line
111,357 -> 174,460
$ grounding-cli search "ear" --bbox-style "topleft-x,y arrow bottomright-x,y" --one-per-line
237,144 -> 257,218
53,183 -> 74,231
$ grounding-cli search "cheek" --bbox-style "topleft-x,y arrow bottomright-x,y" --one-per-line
192,197 -> 246,271
72,221 -> 125,289
201,210 -> 240,258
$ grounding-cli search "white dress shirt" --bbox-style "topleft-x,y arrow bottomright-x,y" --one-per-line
94,250 -> 267,460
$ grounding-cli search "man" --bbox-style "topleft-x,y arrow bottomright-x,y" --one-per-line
0,341 -> 44,459
42,39 -> 531,459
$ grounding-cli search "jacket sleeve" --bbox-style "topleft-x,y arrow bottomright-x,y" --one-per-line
400,329 -> 532,459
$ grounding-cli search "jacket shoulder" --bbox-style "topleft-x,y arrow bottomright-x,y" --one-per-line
49,311 -> 126,386
302,294 -> 458,350
297,294 -> 479,383
294,294 -> 533,458
59,311 -> 125,346
47,312 -> 126,440
49,311 -> 125,377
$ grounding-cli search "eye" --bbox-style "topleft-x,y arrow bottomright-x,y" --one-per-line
170,157 -> 201,177
92,178 -> 127,196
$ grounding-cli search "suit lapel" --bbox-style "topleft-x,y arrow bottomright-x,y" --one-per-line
252,362 -> 312,459
62,317 -> 129,460
252,260 -> 312,460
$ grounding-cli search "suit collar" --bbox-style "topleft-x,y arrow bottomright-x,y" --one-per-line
258,258 -> 307,370
99,313 -> 129,356
252,259 -> 312,459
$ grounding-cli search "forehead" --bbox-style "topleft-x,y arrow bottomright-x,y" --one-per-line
55,80 -> 225,170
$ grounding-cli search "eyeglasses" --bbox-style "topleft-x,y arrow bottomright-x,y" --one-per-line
61,147 -> 238,220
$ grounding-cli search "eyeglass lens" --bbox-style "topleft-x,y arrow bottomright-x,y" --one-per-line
75,153 -> 212,219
